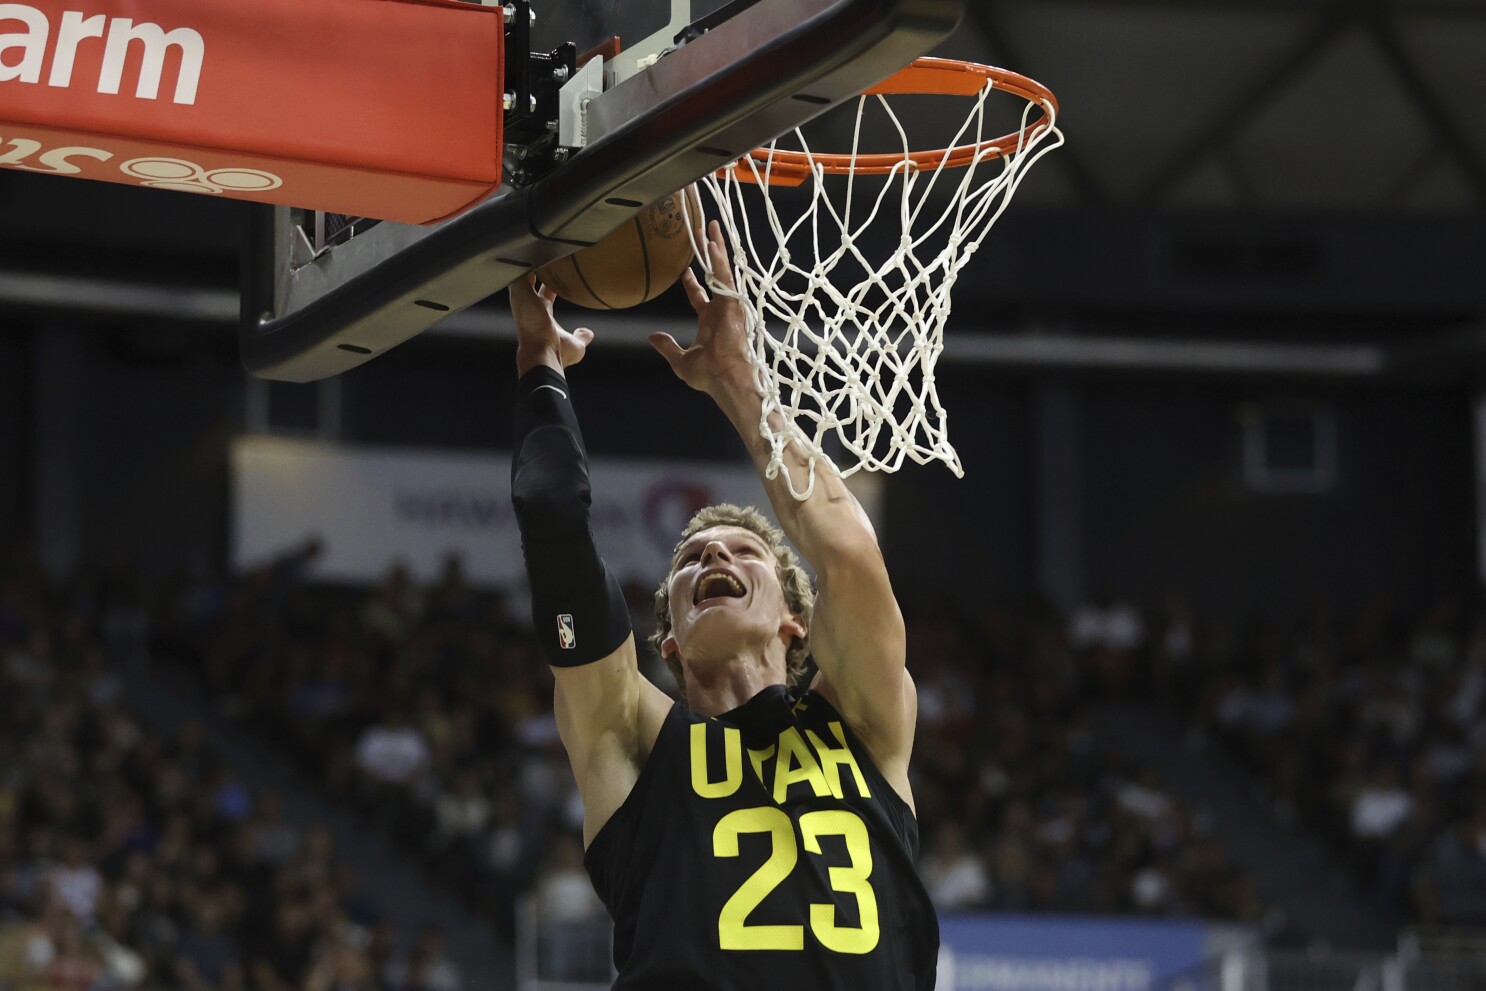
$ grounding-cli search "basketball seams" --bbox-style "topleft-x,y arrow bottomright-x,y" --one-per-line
633,217 -> 653,304
568,254 -> 614,309
533,185 -> 697,310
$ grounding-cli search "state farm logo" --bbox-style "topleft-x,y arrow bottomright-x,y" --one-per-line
0,4 -> 205,105
1,136 -> 281,196
121,158 -> 281,195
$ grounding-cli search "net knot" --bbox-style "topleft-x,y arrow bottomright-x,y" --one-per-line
706,274 -> 743,300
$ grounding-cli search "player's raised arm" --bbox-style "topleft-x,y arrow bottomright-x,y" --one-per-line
508,276 -> 672,845
648,224 -> 916,803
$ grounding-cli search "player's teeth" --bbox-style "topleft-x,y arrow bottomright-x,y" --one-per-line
698,573 -> 742,600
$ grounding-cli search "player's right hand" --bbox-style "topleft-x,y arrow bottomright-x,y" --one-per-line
510,274 -> 594,376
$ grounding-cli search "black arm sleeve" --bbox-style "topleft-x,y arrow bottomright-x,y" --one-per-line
510,366 -> 632,666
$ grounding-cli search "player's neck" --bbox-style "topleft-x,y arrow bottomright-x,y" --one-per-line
682,649 -> 787,716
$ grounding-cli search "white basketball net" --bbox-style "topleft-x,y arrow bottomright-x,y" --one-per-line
693,73 -> 1063,499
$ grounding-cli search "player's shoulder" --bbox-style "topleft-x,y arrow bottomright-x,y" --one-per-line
804,668 -> 917,732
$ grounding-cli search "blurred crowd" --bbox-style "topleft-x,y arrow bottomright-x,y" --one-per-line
5,537 -> 1485,991
0,554 -> 462,991
153,544 -> 1266,934
1177,598 -> 1486,926
153,546 -> 596,942
908,598 -> 1260,921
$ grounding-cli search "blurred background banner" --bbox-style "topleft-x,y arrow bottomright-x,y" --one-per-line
937,914 -> 1237,991
231,435 -> 772,585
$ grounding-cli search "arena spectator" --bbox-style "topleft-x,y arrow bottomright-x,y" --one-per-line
1350,765 -> 1416,842
21,893 -> 105,990
242,790 -> 302,868
362,562 -> 423,646
173,888 -> 245,991
532,836 -> 606,982
384,927 -> 463,991
355,709 -> 432,788
304,938 -> 378,991
428,769 -> 493,873
1411,805 -> 1486,926
47,839 -> 103,923
920,822 -> 993,911
246,894 -> 318,991
1069,593 -> 1146,653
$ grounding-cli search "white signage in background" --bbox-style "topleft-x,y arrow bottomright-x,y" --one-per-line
230,434 -> 779,589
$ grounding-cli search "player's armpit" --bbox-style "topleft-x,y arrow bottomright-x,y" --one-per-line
553,643 -> 673,847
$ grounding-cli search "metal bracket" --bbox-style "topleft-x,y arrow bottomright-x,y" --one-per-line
557,56 -> 606,150
502,0 -> 578,185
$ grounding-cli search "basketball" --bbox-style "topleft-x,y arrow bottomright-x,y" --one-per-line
536,186 -> 703,309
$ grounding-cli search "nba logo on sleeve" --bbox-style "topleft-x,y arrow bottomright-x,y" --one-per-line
557,614 -> 576,650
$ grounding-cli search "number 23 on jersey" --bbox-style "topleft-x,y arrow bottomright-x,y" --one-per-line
714,806 -> 880,953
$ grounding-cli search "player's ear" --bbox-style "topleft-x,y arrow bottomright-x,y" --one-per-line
660,633 -> 680,659
780,612 -> 806,642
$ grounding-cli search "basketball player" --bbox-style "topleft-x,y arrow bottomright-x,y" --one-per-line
508,220 -> 938,989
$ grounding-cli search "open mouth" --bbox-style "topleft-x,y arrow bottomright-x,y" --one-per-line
694,570 -> 746,605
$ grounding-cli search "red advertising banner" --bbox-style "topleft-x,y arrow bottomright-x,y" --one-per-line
0,0 -> 505,224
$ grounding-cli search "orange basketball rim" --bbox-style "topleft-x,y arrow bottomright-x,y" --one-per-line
731,56 -> 1059,187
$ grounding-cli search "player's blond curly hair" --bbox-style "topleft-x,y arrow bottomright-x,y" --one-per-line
651,504 -> 814,702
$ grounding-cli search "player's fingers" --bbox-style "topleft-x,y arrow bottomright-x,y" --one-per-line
563,327 -> 592,367
648,332 -> 686,372
682,269 -> 710,313
509,273 -> 536,301
708,220 -> 729,253
508,275 -> 542,320
705,225 -> 737,293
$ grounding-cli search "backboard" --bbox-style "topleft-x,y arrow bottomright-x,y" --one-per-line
241,0 -> 966,382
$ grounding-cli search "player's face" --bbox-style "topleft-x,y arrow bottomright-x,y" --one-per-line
662,525 -> 804,664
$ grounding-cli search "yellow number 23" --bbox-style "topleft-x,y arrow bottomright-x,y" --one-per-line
712,807 -> 880,954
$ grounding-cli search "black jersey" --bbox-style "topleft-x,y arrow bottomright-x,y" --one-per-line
584,684 -> 939,990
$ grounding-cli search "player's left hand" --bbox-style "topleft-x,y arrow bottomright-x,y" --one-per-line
510,274 -> 594,376
649,221 -> 756,402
